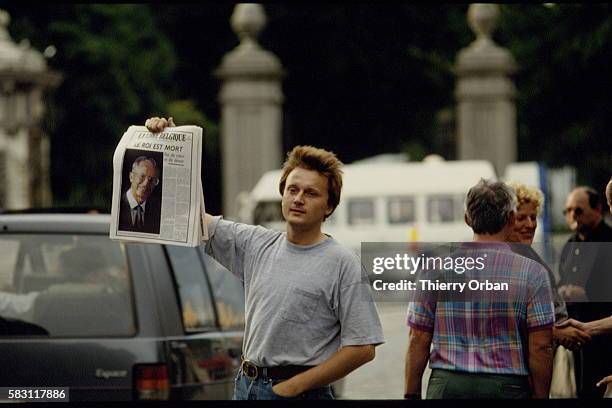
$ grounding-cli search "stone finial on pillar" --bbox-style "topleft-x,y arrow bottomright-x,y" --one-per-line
215,3 -> 285,219
468,3 -> 498,45
454,4 -> 518,177
231,3 -> 266,46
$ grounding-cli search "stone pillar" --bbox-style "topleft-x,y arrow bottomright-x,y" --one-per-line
454,4 -> 518,176
215,3 -> 285,218
0,9 -> 61,210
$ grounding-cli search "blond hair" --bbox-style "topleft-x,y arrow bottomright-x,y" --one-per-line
507,181 -> 544,215
278,145 -> 343,218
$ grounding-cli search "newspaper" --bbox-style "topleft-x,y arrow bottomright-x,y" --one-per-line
109,125 -> 208,246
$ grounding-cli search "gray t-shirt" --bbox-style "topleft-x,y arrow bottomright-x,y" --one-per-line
205,216 -> 385,366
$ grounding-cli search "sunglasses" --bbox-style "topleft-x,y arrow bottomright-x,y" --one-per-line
563,207 -> 584,216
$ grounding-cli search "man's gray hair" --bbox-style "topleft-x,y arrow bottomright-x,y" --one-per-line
465,178 -> 517,235
131,156 -> 158,173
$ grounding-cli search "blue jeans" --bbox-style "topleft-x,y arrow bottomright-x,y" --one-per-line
233,372 -> 335,400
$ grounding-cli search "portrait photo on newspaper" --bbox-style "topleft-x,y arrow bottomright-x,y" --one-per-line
117,149 -> 164,235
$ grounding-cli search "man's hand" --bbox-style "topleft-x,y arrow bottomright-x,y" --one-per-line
556,318 -> 587,331
268,344 -> 375,397
558,284 -> 587,302
271,380 -> 301,398
558,316 -> 612,337
145,116 -> 175,133
596,375 -> 612,388
553,322 -> 591,350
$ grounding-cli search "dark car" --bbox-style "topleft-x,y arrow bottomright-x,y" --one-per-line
0,213 -> 245,401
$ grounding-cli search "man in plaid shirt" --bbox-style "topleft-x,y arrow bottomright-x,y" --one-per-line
404,179 -> 555,399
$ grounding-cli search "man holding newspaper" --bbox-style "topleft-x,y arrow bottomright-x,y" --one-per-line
111,120 -> 206,245
145,117 -> 384,400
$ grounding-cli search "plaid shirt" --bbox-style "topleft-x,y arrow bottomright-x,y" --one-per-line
407,242 -> 554,375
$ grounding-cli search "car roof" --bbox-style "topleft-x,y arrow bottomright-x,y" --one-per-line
0,213 -> 111,234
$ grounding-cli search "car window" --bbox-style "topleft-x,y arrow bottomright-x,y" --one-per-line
0,234 -> 135,337
427,195 -> 457,223
200,251 -> 245,331
387,196 -> 416,224
253,201 -> 283,225
166,246 -> 216,332
0,239 -> 22,289
348,199 -> 375,225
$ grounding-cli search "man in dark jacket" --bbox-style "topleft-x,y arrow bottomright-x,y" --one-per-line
558,186 -> 612,398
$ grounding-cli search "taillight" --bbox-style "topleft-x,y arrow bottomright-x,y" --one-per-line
134,364 -> 170,400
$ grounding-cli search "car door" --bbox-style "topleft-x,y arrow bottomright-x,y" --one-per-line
160,245 -> 241,400
198,249 -> 245,383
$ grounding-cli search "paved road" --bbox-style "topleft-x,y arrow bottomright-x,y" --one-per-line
341,302 -> 431,399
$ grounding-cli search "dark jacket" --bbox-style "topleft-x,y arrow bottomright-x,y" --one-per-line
118,191 -> 161,235
558,220 -> 612,308
509,243 -> 568,324
558,220 -> 612,398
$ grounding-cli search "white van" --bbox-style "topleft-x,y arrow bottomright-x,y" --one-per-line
237,157 -> 501,253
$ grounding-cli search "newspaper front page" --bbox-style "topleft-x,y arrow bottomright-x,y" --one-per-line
110,125 -> 207,246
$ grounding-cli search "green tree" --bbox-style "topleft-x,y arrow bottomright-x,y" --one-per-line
167,100 -> 221,214
498,4 -> 612,189
6,4 -> 611,212
7,4 -> 179,209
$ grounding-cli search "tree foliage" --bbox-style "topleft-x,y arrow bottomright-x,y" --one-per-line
498,4 -> 612,189
6,4 -> 178,208
4,4 -> 610,212
167,99 -> 221,213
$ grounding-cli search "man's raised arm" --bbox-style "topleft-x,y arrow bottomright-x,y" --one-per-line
145,116 -> 215,228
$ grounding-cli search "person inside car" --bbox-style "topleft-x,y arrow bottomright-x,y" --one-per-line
0,246 -> 122,321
